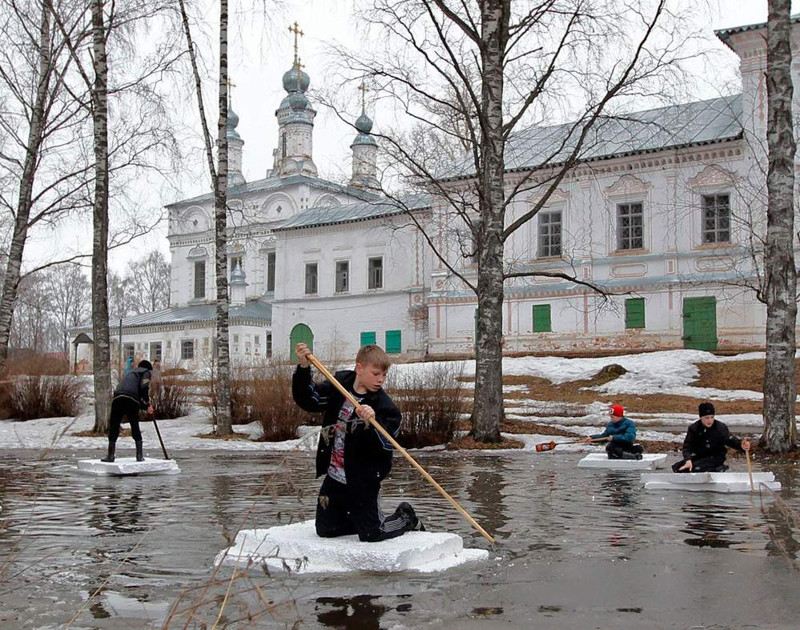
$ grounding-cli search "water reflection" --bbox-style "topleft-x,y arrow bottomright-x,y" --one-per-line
466,457 -> 509,538
681,503 -> 736,549
87,482 -> 145,535
315,595 -> 389,630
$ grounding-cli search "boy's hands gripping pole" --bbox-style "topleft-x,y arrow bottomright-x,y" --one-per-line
304,352 -> 496,546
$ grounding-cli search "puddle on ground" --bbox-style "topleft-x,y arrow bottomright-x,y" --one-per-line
0,449 -> 798,629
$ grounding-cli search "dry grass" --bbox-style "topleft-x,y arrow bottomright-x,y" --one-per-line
695,358 -> 800,392
462,368 -> 772,416
447,435 -> 525,450
151,376 -> 191,419
9,375 -> 83,420
195,430 -> 252,441
391,362 -> 467,448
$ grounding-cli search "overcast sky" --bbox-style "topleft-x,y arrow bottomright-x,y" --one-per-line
25,1 -> 784,275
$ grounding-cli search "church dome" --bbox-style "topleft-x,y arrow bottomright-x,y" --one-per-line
287,91 -> 308,111
227,103 -> 241,140
282,64 -> 310,93
355,111 -> 373,134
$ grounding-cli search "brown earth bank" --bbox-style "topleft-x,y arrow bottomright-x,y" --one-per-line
694,358 -> 800,392
463,372 -> 774,415
446,435 -> 525,450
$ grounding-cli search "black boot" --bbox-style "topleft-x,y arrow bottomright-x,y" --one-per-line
135,440 -> 144,462
101,442 -> 115,463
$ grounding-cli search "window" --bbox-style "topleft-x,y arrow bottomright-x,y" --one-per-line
532,304 -> 552,333
194,261 -> 206,299
150,342 -> 162,362
255,335 -> 260,346
625,298 -> 645,329
538,211 -> 562,258
335,260 -> 349,293
360,331 -> 376,346
385,330 -> 402,354
368,257 -> 383,290
702,194 -> 731,244
181,340 -> 194,360
266,252 -> 276,292
305,263 -> 318,294
123,343 -> 135,361
266,333 -> 272,358
233,334 -> 239,344
245,343 -> 251,355
617,203 -> 644,250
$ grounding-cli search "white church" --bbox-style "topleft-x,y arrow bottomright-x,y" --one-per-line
71,18 -> 793,370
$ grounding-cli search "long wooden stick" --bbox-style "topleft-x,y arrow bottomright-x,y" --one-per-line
306,353 -> 495,545
745,448 -> 755,491
152,417 -> 170,460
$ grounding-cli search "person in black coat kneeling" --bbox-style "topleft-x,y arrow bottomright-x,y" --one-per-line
672,402 -> 750,473
101,359 -> 154,462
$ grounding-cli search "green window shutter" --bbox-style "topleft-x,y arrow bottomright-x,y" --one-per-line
385,330 -> 402,354
360,331 -> 376,346
626,298 -> 645,329
532,305 -> 552,333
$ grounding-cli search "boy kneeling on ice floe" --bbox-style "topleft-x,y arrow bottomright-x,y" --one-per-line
671,402 -> 750,473
582,404 -> 644,459
292,343 -> 424,542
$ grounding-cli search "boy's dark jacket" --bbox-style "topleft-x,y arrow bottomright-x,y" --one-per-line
292,366 -> 401,489
681,419 -> 743,461
113,367 -> 151,409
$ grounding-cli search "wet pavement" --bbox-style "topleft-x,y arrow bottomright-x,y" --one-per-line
0,448 -> 798,629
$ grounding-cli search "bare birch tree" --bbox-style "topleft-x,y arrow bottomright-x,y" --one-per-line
763,0 -> 797,452
176,0 -> 232,435
332,0 -> 693,441
0,0 -> 91,373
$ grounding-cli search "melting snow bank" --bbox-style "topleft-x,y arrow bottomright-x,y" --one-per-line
215,520 -> 489,574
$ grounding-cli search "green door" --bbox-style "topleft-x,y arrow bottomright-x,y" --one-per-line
682,297 -> 717,351
289,323 -> 314,354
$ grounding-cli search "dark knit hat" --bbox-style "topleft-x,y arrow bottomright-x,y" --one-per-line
698,402 -> 715,418
138,359 -> 153,371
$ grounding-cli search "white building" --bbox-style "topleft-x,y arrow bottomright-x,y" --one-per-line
71,19 -> 796,370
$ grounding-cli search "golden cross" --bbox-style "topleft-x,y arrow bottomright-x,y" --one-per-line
227,77 -> 236,101
358,81 -> 368,112
289,21 -> 304,65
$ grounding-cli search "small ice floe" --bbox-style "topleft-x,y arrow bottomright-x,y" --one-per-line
77,458 -> 180,476
578,453 -> 668,470
640,472 -> 781,493
215,520 -> 488,574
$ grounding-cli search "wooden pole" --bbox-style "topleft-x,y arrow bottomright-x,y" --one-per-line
306,353 -> 495,545
745,448 -> 755,491
152,417 -> 170,460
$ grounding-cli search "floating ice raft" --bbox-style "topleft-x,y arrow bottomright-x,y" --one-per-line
215,519 -> 489,574
77,458 -> 180,476
578,453 -> 668,470
641,472 -> 781,493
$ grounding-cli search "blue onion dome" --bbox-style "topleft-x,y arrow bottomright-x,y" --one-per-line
287,91 -> 308,111
227,103 -> 241,139
282,64 -> 310,93
355,111 -> 373,134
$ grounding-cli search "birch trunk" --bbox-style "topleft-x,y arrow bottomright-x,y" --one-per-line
90,0 -> 112,433
214,0 -> 232,436
763,0 -> 797,452
0,5 -> 53,372
472,0 -> 509,442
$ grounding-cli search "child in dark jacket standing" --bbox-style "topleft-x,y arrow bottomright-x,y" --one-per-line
292,342 -> 424,542
582,404 -> 643,459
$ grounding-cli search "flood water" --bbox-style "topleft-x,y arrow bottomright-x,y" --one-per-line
0,448 -> 798,629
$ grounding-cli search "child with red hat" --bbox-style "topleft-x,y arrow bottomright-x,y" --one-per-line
582,404 -> 643,459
